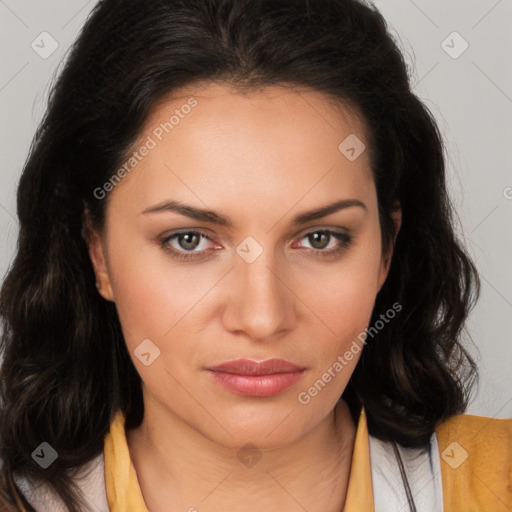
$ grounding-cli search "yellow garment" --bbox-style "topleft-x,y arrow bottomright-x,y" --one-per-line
343,408 -> 374,511
436,413 -> 512,511
104,411 -> 148,511
104,408 -> 512,511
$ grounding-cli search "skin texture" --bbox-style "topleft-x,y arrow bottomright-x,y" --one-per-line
86,82 -> 401,511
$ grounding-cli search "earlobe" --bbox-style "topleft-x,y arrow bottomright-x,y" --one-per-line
82,211 -> 115,302
391,202 -> 402,243
378,202 -> 402,292
378,255 -> 391,293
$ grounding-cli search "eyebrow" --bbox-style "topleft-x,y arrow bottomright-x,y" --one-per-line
141,198 -> 367,227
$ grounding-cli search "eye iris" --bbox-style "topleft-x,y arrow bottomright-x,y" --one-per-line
179,233 -> 201,250
309,231 -> 329,249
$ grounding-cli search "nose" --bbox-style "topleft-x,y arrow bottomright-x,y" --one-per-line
221,245 -> 297,343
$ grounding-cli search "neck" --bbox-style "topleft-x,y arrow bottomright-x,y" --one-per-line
126,399 -> 357,512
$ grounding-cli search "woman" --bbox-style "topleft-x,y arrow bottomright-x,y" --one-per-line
0,0 -> 510,510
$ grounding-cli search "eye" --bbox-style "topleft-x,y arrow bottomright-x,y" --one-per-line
159,228 -> 353,261
159,230 -> 218,260
293,229 -> 353,258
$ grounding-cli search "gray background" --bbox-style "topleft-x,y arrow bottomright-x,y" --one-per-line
1,0 -> 511,418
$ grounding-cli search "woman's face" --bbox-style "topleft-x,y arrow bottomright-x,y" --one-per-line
87,83 -> 395,449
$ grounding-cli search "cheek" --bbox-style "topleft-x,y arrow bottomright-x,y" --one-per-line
300,236 -> 383,352
108,254 -> 204,404
105,235 -> 190,352
297,273 -> 376,392
294,255 -> 381,412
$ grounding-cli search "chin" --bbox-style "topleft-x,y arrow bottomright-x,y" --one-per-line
197,401 -> 324,451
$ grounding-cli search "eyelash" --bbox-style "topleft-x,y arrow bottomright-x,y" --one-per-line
158,229 -> 353,261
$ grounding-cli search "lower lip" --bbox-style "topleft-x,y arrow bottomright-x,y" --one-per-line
207,370 -> 305,397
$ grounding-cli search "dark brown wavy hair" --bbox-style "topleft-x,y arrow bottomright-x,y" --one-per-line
0,0 -> 479,510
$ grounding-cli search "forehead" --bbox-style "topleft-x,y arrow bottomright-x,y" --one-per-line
142,81 -> 367,151
107,82 -> 375,218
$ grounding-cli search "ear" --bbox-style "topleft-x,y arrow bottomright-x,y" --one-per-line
377,202 -> 402,291
82,209 -> 115,302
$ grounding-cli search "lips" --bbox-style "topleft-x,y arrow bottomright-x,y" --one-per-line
208,358 -> 305,375
206,358 -> 306,397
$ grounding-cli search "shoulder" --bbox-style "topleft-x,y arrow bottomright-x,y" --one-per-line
436,412 -> 512,467
436,412 -> 512,440
13,452 -> 109,512
435,413 -> 512,510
